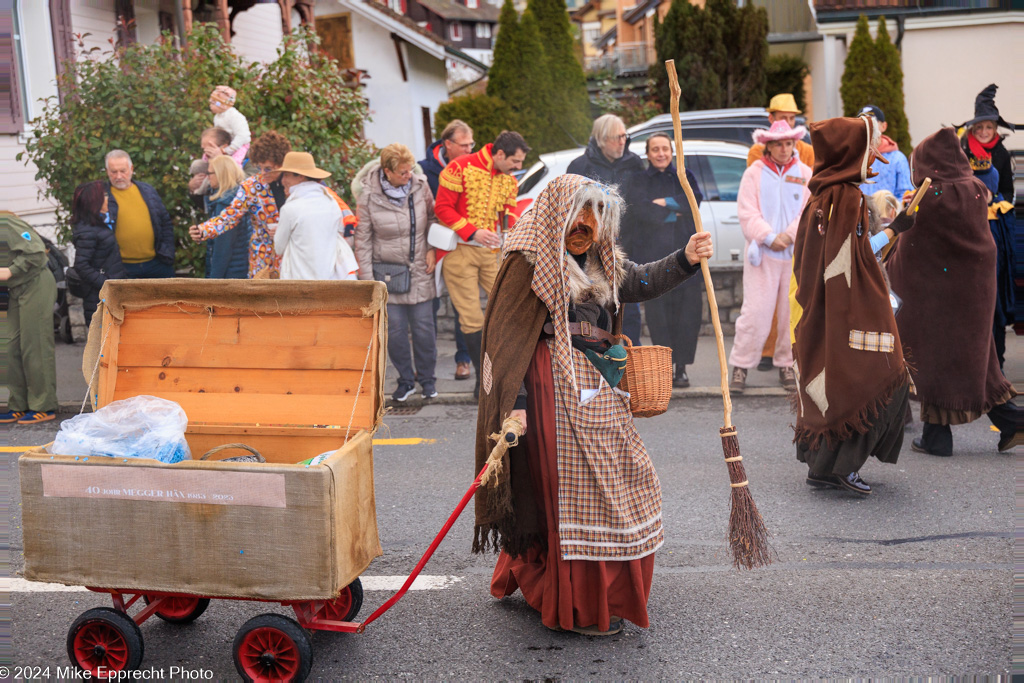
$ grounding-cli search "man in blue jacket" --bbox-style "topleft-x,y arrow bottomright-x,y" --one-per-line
419,120 -> 476,381
857,106 -> 913,199
420,120 -> 475,195
104,149 -> 176,278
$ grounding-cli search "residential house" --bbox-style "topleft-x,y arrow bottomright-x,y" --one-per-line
571,0 -> 617,67
572,0 -> 671,76
2,0 -> 456,235
398,0 -> 498,67
808,0 -> 1022,152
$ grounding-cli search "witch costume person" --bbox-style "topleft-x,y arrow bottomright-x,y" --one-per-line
473,173 -> 712,636
957,84 -> 1017,368
792,116 -> 914,496
958,84 -> 1017,204
886,127 -> 1021,456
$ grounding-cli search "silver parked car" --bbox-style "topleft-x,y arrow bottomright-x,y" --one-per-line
516,140 -> 751,267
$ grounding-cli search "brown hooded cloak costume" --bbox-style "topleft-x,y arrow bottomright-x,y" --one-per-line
886,128 -> 1018,454
792,116 -> 911,479
473,173 -> 700,632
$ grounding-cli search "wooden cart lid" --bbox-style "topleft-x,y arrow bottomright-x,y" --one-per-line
88,279 -> 387,432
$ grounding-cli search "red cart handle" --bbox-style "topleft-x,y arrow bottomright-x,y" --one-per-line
359,418 -> 524,630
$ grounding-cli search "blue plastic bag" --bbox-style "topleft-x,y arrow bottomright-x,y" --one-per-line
50,396 -> 191,464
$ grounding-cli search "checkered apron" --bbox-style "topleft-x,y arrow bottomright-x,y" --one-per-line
505,174 -> 663,561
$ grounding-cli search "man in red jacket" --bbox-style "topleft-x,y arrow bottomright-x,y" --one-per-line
435,130 -> 529,398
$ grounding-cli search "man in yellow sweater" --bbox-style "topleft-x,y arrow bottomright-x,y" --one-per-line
746,94 -> 814,168
105,150 -> 176,278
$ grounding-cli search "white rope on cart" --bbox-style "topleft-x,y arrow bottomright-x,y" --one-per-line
344,332 -> 376,443
81,299 -> 114,415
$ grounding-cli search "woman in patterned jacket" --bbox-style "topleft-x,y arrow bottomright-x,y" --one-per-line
473,174 -> 712,636
189,131 -> 291,278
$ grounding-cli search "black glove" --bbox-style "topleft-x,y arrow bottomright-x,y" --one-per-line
888,211 -> 916,235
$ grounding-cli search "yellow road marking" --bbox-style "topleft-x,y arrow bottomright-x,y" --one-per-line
372,438 -> 436,445
0,447 -> 33,452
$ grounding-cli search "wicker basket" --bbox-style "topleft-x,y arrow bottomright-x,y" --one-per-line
617,335 -> 673,418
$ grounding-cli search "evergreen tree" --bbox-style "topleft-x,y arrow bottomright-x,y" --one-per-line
651,0 -> 726,111
487,0 -> 523,105
652,0 -> 766,111
527,0 -> 591,148
765,54 -> 809,113
874,16 -> 911,154
713,0 -> 768,107
839,15 -> 875,118
486,1 -> 551,154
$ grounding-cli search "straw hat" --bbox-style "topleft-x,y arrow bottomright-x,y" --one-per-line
277,152 -> 332,179
752,120 -> 807,145
767,93 -> 801,114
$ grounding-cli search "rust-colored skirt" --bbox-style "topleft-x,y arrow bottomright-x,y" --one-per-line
490,340 -> 655,632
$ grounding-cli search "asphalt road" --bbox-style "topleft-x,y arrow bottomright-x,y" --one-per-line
6,396 -> 1013,679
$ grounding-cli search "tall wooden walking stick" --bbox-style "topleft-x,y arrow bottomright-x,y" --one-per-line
666,60 -> 772,570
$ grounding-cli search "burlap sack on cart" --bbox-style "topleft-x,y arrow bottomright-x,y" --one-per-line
21,279 -> 390,600
21,428 -> 382,601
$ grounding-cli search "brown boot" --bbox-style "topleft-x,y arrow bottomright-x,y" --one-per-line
454,362 -> 472,380
729,367 -> 747,394
779,366 -> 797,392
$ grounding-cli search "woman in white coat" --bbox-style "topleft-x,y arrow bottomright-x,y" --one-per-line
272,151 -> 359,281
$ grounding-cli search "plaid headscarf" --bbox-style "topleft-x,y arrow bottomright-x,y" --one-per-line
504,173 -> 622,397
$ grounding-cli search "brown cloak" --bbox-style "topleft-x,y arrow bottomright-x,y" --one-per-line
886,127 -> 1014,416
793,117 -> 910,448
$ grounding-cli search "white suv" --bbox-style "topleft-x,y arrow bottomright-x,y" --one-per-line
516,140 -> 750,267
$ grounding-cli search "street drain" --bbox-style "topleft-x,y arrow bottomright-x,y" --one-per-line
388,405 -> 421,416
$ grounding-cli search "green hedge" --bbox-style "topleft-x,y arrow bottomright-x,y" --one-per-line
20,25 -> 374,275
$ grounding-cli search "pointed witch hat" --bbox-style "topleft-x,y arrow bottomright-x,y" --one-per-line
960,84 -> 1019,131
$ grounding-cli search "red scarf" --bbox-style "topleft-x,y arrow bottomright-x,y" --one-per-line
966,130 -> 998,162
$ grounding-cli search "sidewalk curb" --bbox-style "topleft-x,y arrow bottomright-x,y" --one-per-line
57,387 -> 791,415
384,386 -> 791,409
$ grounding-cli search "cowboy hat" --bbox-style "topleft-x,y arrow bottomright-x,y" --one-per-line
767,93 -> 801,114
277,151 -> 332,179
752,120 -> 807,145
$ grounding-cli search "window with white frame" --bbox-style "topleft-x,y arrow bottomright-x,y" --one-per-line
474,22 -> 491,39
449,22 -> 462,41
466,0 -> 478,7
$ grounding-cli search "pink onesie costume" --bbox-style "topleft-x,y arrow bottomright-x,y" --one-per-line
728,155 -> 812,369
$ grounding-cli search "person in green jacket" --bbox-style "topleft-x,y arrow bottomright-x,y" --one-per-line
1,212 -> 58,424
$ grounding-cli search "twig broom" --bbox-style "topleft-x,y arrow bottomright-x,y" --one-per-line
666,60 -> 772,570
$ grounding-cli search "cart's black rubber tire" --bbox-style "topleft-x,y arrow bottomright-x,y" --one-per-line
67,607 -> 144,676
233,613 -> 313,683
341,577 -> 363,621
142,595 -> 211,624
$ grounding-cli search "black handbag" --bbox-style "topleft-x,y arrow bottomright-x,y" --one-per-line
372,194 -> 416,295
64,266 -> 90,299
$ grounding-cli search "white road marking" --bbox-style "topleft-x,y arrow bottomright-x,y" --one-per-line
3,575 -> 463,593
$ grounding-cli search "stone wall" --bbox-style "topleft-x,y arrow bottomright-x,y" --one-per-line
699,264 -> 744,337
434,263 -> 746,339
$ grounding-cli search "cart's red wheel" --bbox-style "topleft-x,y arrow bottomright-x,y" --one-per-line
232,613 -> 312,683
143,595 -> 211,624
314,577 -> 363,622
67,607 -> 144,678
